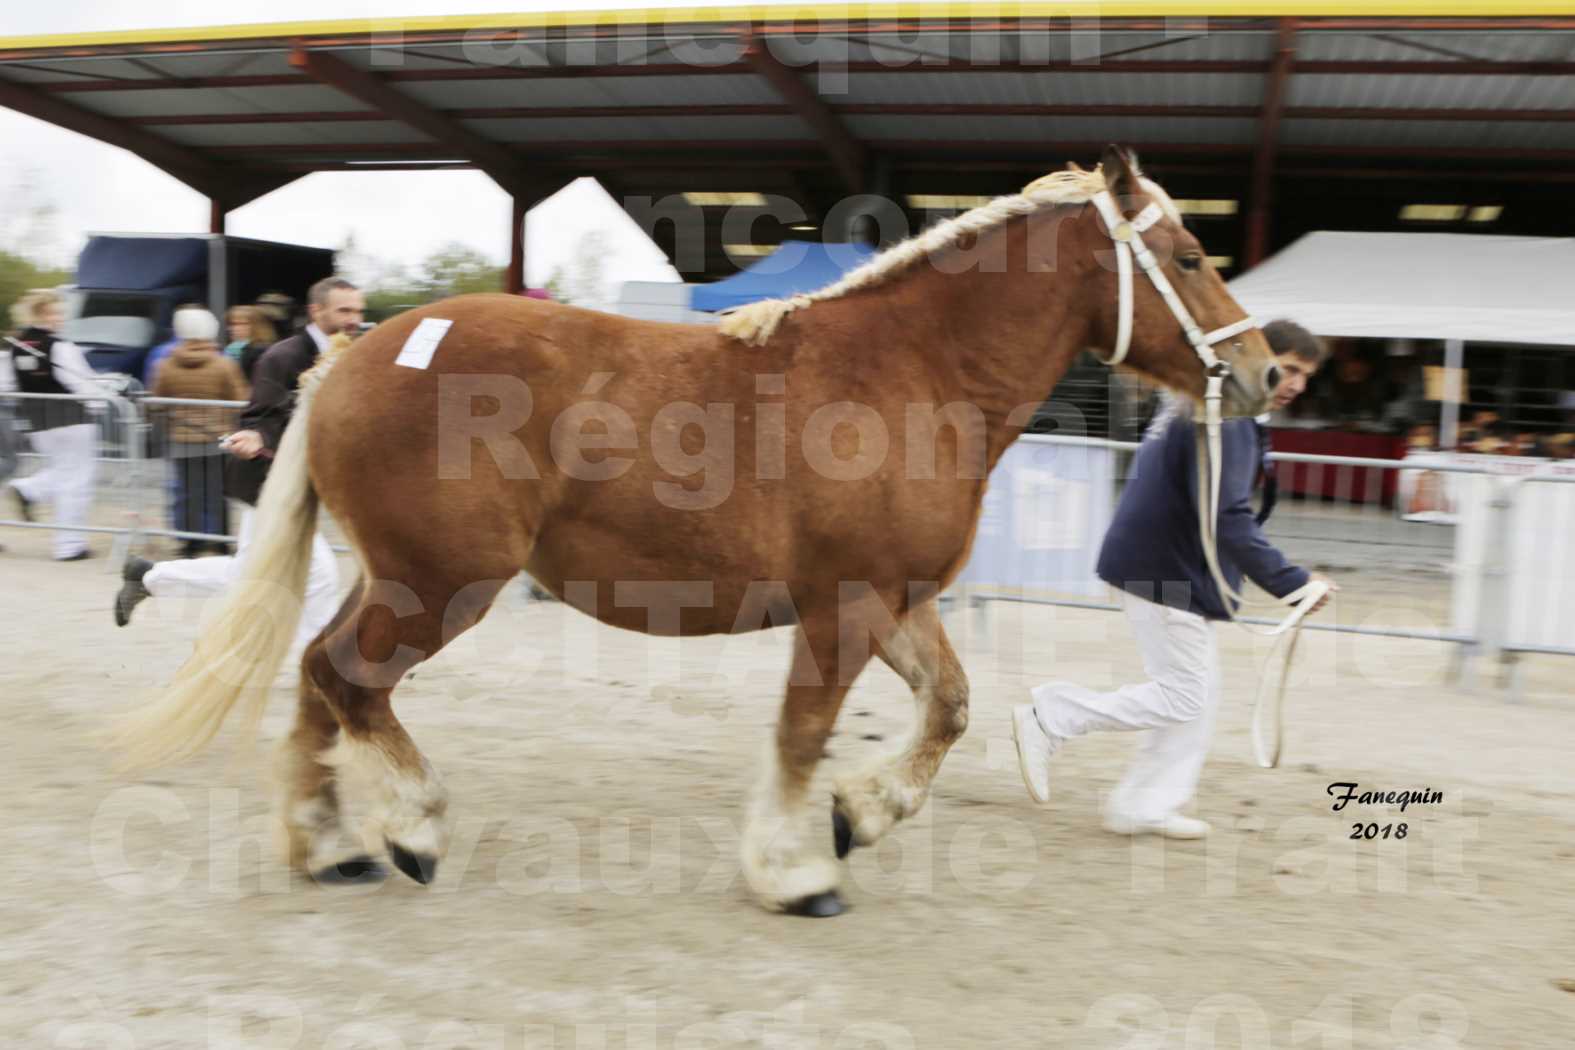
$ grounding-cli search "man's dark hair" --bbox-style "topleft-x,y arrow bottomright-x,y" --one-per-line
1263,319 -> 1328,367
308,276 -> 358,307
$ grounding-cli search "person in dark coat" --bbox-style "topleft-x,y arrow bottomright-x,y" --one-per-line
1012,320 -> 1337,839
115,277 -> 364,645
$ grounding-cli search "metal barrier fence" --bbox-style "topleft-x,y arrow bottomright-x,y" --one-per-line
138,395 -> 248,552
0,388 -> 144,567
951,433 -> 1575,689
1,390 -> 251,564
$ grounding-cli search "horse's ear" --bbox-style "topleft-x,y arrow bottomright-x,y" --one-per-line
1100,143 -> 1143,217
1065,160 -> 1086,173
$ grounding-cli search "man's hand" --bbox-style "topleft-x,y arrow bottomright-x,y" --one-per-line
1308,572 -> 1339,614
221,429 -> 266,460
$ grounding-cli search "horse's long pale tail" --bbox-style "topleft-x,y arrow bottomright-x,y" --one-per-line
114,346 -> 338,771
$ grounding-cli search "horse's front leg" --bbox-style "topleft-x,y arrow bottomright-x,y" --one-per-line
741,617 -> 870,916
831,600 -> 969,854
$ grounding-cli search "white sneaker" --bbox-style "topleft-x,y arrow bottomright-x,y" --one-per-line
1011,703 -> 1062,804
1102,812 -> 1211,840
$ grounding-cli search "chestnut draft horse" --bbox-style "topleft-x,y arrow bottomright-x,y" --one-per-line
116,147 -> 1280,916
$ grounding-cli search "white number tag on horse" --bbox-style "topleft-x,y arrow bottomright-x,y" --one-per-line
14,356 -> 37,372
394,318 -> 453,370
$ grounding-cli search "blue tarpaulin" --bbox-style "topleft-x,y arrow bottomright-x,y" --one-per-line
76,236 -> 208,291
690,241 -> 877,313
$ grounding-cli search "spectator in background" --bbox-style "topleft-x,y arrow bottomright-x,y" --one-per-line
1547,434 -> 1574,461
141,301 -> 205,388
149,307 -> 248,556
254,291 -> 298,335
1405,423 -> 1438,451
1327,343 -> 1383,423
1510,432 -> 1543,458
222,305 -> 278,384
2,288 -> 104,560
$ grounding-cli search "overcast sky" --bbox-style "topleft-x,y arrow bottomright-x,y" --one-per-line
0,1 -> 817,294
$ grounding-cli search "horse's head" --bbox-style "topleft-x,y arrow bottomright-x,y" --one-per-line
1082,145 -> 1280,418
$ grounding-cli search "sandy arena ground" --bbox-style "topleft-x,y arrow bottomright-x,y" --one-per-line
3,526 -> 1574,1049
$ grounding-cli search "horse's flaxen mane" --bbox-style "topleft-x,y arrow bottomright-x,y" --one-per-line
298,331 -> 356,412
718,163 -> 1182,346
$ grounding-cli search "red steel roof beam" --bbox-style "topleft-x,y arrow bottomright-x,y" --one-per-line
0,74 -> 223,193
1245,19 -> 1296,270
741,33 -> 866,194
288,45 -> 523,190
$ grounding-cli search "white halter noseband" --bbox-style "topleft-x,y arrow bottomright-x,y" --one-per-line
1088,188 -> 1329,768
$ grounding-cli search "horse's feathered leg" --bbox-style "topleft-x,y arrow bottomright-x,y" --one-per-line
741,614 -> 870,916
831,600 -> 969,853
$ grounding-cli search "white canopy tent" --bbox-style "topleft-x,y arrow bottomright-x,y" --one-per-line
1227,231 -> 1575,346
1229,230 -> 1575,447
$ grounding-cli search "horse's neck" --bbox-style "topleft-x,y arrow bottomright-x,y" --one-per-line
815,220 -> 1096,465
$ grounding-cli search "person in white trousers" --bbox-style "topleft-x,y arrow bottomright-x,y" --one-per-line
1013,321 -> 1337,839
3,289 -> 104,561
114,281 -> 365,654
132,498 -> 342,656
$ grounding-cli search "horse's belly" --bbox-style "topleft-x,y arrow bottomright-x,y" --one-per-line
524,525 -> 797,636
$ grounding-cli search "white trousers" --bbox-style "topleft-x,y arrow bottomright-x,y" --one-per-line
144,505 -> 343,653
1031,592 -> 1222,824
12,423 -> 98,559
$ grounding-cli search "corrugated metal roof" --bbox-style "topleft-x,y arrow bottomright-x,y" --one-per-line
1290,73 -> 1575,109
159,120 -> 428,148
74,85 -> 372,119
3,16 -> 1575,198
1281,117 -> 1575,150
848,114 -> 1258,145
841,71 -> 1267,107
466,114 -> 814,143
397,75 -> 782,110
1295,29 -> 1572,63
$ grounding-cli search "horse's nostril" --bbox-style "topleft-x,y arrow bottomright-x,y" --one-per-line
1264,365 -> 1281,393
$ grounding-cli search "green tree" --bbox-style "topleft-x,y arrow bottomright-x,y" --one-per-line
359,242 -> 504,323
543,231 -> 608,307
0,249 -> 70,329
0,170 -> 72,326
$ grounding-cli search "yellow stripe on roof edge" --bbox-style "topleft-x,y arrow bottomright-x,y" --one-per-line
4,3 -> 1575,55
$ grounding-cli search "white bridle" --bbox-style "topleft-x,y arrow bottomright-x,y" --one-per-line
1089,189 -> 1330,768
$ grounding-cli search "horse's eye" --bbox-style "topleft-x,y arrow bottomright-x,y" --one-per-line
1178,254 -> 1204,272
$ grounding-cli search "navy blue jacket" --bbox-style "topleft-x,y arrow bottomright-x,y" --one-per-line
1096,413 -> 1309,621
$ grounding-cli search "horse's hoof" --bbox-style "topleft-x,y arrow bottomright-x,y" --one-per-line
312,855 -> 386,886
784,890 -> 846,918
832,806 -> 855,859
386,841 -> 438,885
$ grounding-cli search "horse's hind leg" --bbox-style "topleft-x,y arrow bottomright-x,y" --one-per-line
305,572 -> 509,885
831,599 -> 968,853
741,616 -> 872,916
276,579 -> 385,883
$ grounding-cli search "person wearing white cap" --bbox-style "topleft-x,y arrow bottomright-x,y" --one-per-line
148,306 -> 249,556
2,288 -> 104,560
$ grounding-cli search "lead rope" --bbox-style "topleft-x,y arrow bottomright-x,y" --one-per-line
1195,381 -> 1329,767
1087,185 -> 1328,768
